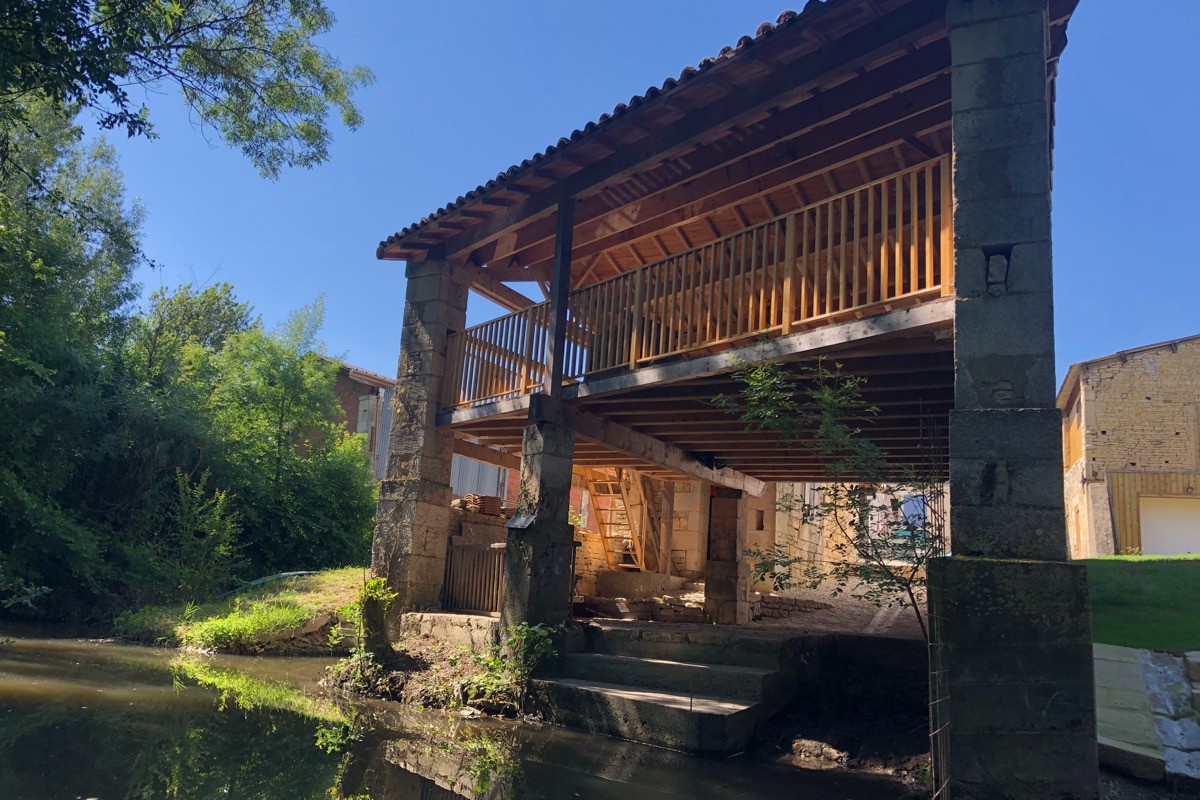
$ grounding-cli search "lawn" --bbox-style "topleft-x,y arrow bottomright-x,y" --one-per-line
115,568 -> 367,651
1084,554 -> 1200,652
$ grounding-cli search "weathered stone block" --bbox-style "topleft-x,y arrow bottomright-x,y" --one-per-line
953,194 -> 1051,248
930,557 -> 1092,646
953,101 -> 1049,155
950,452 -> 1065,509
949,11 -> 1047,64
952,143 -> 1050,206
949,408 -> 1062,460
950,505 -> 1069,560
951,53 -> 1049,112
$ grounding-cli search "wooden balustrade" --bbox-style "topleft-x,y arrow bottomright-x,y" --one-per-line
441,539 -> 505,614
441,156 -> 951,410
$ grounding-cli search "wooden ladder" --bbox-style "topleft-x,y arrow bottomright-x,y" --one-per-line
586,470 -> 641,571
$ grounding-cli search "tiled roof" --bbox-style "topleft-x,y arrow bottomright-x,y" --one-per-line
378,0 -> 843,255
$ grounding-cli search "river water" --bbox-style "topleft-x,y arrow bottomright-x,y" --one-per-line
0,634 -> 908,799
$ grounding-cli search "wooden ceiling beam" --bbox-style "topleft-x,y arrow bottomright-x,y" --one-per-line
527,86 -> 951,274
474,43 -> 951,274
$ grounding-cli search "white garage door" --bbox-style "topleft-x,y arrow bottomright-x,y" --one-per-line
1139,496 -> 1200,555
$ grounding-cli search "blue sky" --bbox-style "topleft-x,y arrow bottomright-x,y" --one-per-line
111,0 -> 1200,383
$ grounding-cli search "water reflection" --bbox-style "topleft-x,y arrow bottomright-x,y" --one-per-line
0,635 -> 906,800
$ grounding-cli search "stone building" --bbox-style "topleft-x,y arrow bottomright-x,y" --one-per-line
1059,334 -> 1200,557
372,1 -> 1098,794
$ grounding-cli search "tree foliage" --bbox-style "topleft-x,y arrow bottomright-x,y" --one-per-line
716,359 -> 946,642
0,1 -> 373,177
0,104 -> 375,619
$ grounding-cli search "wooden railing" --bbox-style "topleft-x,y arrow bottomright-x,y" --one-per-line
442,156 -> 951,409
442,538 -> 505,614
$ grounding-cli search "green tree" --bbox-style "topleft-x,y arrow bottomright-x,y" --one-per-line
206,297 -> 375,573
0,1 -> 373,178
0,100 -> 142,614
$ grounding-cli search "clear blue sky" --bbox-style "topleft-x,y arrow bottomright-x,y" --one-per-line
111,0 -> 1199,383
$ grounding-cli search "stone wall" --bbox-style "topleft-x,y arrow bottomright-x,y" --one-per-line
573,530 -> 608,596
1064,338 -> 1200,556
1079,340 -> 1200,480
670,480 -> 710,578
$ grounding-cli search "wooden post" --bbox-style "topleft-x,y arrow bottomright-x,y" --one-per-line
782,214 -> 796,333
629,268 -> 644,369
545,199 -> 575,396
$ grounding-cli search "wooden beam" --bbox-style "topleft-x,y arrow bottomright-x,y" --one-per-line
408,7 -> 946,262
453,439 -> 521,471
529,395 -> 766,496
467,266 -> 538,311
545,199 -> 575,395
566,299 -> 953,401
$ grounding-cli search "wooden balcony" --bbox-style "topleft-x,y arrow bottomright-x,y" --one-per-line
442,157 -> 951,412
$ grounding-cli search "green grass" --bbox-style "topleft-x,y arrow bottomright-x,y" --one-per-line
1085,555 -> 1200,652
115,568 -> 366,651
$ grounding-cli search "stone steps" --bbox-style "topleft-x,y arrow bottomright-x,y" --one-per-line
531,677 -> 760,755
563,652 -> 779,703
583,622 -> 784,669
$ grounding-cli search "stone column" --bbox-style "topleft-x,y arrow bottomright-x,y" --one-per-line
372,259 -> 468,613
704,487 -> 750,625
934,1 -> 1099,797
501,400 -> 577,628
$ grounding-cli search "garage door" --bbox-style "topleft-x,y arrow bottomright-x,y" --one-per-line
1139,496 -> 1200,555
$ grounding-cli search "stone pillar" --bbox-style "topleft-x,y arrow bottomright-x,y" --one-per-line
501,402 -> 576,628
704,487 -> 750,625
372,259 -> 467,613
934,1 -> 1099,797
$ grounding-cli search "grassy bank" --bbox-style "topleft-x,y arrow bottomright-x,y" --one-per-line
1084,555 -> 1200,652
115,569 -> 365,652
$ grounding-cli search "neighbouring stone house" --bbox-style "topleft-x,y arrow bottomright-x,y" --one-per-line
1058,334 -> 1200,557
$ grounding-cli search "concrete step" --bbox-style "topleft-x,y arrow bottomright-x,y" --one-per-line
584,623 -> 783,669
532,677 -> 759,755
563,653 -> 779,703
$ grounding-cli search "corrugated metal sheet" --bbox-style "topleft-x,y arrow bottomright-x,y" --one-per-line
1139,496 -> 1200,555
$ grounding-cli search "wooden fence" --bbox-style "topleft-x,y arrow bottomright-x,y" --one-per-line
441,539 -> 505,614
442,156 -> 951,409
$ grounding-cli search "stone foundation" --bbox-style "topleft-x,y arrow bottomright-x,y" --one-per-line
399,611 -> 500,652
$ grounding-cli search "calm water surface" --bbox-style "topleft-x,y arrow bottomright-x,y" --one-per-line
0,634 -> 906,799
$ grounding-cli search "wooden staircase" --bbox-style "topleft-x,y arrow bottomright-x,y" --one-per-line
585,469 -> 665,573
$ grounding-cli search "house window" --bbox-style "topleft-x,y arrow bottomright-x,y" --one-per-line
755,509 -> 766,531
356,395 -> 370,434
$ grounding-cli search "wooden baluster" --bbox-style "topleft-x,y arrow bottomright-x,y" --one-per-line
838,195 -> 847,312
801,212 -> 811,326
680,250 -> 694,350
867,185 -> 876,304
881,179 -> 891,301
824,200 -> 834,316
782,217 -> 795,332
852,191 -> 861,309
941,158 -> 953,296
909,167 -> 919,295
925,163 -> 935,292
895,173 -> 905,296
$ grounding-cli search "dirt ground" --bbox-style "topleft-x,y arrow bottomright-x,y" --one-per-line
751,584 -> 927,640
